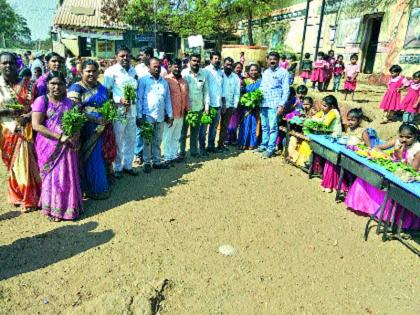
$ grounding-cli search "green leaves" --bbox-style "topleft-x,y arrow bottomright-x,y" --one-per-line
200,107 -> 217,125
186,111 -> 200,127
240,89 -> 263,109
6,102 -> 24,110
123,85 -> 136,103
62,107 -> 88,137
302,119 -> 331,135
0,0 -> 31,48
140,122 -> 154,143
99,100 -> 126,123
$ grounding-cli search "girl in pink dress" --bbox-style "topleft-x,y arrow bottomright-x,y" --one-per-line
400,71 -> 420,123
324,50 -> 336,91
379,64 -> 404,123
311,52 -> 327,92
279,55 -> 289,69
343,54 -> 360,101
332,54 -> 345,92
345,123 -> 420,230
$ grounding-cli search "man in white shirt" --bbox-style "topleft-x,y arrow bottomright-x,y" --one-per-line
104,46 -> 138,178
137,58 -> 173,173
219,57 -> 240,150
133,47 -> 167,165
199,51 -> 224,155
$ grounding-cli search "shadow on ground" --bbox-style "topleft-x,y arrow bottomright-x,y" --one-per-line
0,222 -> 114,280
82,148 -> 242,219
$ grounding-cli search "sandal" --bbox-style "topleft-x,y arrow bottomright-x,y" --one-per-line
21,207 -> 38,213
48,216 -> 62,222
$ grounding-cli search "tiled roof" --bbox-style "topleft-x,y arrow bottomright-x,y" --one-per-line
54,0 -> 128,30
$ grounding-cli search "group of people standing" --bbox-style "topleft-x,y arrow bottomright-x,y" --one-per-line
0,48 -> 291,222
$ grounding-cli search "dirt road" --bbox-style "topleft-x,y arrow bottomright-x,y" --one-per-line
0,85 -> 419,314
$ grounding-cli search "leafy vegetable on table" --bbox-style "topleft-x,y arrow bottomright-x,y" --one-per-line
62,107 -> 87,136
240,89 -> 263,109
140,122 -> 154,144
123,84 -> 136,104
186,111 -> 200,127
302,119 -> 331,134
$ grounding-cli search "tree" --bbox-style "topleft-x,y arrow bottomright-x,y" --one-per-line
0,0 -> 31,48
228,0 -> 276,46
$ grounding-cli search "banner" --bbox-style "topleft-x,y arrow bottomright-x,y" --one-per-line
60,28 -> 124,41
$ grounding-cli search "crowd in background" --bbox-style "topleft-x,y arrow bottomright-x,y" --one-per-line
0,46 -> 418,227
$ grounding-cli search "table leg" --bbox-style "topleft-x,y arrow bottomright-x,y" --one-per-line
382,200 -> 396,241
335,166 -> 344,202
375,188 -> 390,236
396,208 -> 405,237
308,153 -> 314,179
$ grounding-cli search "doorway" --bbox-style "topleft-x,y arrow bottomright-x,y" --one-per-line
362,14 -> 383,74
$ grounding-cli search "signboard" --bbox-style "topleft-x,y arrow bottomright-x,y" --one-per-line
335,18 -> 361,47
61,28 -> 124,41
399,53 -> 420,64
188,35 -> 204,48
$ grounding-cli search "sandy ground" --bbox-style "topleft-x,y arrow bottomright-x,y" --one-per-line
0,83 -> 419,315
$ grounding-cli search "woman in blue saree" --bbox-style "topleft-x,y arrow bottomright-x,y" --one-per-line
238,64 -> 262,149
68,59 -> 112,199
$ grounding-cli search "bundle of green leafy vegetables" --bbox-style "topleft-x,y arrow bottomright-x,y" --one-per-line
123,84 -> 136,103
186,111 -> 200,127
62,107 -> 88,136
99,100 -> 125,123
6,102 -> 24,110
240,89 -> 263,109
302,119 -> 331,134
140,122 -> 154,143
200,107 -> 218,125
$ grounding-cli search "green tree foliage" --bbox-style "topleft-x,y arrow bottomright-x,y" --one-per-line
0,0 -> 31,48
101,0 -> 275,46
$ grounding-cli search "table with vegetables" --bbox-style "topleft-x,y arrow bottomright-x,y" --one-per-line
306,135 -> 419,254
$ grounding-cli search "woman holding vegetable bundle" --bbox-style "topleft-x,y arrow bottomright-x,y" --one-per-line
0,52 -> 41,212
237,64 -> 262,150
68,59 -> 114,200
32,71 -> 83,221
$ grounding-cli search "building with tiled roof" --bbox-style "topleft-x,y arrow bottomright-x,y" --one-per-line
52,0 -> 129,58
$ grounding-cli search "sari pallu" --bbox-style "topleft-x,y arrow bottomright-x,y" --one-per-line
0,77 -> 41,208
68,83 -> 113,198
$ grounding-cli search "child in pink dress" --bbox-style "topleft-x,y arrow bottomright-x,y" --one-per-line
332,55 -> 345,92
379,64 -> 404,123
343,54 -> 360,101
400,71 -> 420,123
324,50 -> 336,91
345,123 -> 420,230
279,55 -> 289,69
311,52 -> 327,92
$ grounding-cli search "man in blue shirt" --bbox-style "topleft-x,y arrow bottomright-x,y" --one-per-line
258,51 -> 290,158
137,58 -> 173,173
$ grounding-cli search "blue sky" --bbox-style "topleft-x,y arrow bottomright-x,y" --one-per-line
8,0 -> 58,40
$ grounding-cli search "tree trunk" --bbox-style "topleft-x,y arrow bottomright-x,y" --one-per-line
247,9 -> 254,46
